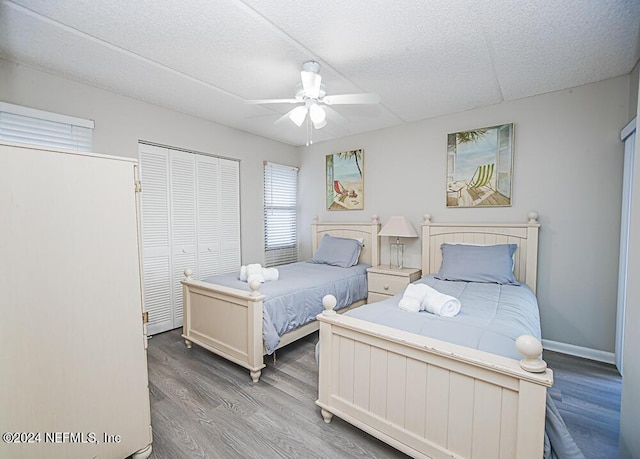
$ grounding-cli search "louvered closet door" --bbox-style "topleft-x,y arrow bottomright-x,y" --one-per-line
196,154 -> 220,279
139,144 -> 240,334
219,158 -> 241,273
196,156 -> 240,278
170,150 -> 197,327
139,144 -> 173,335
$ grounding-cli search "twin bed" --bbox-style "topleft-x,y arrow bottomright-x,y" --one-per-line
181,213 -> 556,458
181,217 -> 380,382
316,213 -> 555,459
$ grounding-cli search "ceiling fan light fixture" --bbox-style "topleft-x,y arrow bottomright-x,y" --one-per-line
312,118 -> 327,129
309,103 -> 326,127
288,105 -> 308,127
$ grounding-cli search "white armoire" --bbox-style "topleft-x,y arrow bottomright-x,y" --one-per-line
138,143 -> 241,335
0,142 -> 153,459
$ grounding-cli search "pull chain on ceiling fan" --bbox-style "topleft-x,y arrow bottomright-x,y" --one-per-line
246,61 -> 380,133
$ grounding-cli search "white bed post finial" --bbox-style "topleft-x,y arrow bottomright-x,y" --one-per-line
322,295 -> 337,315
371,214 -> 379,223
423,214 -> 432,224
516,335 -> 547,373
184,268 -> 193,280
248,280 -> 262,297
313,215 -> 319,223
527,211 -> 539,224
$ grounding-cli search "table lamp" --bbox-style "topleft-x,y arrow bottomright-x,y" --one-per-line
378,216 -> 419,269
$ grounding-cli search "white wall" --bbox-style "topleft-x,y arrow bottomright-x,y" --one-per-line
298,75 -> 630,355
0,59 -> 298,264
2,58 -> 631,356
620,63 -> 640,459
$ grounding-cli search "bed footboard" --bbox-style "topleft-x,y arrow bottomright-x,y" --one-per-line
316,296 -> 553,459
181,269 -> 266,382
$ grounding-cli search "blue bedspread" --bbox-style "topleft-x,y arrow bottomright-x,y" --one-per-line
346,274 -> 540,360
203,262 -> 368,354
344,274 -> 583,458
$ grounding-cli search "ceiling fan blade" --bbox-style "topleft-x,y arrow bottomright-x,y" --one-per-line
322,93 -> 380,105
301,71 -> 322,98
274,108 -> 298,125
245,98 -> 300,104
322,105 -> 349,125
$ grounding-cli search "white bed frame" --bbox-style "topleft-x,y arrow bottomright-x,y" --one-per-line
316,212 -> 553,459
181,217 -> 380,382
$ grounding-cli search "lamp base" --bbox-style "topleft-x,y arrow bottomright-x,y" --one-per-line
390,243 -> 404,270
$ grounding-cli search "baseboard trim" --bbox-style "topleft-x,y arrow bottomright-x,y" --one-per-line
542,339 -> 615,365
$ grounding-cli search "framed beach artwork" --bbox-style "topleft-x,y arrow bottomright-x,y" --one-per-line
446,123 -> 514,208
326,149 -> 364,210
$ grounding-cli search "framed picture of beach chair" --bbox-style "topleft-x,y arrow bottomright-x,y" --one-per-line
326,149 -> 364,210
446,123 -> 514,208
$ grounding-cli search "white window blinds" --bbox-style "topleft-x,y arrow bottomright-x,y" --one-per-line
264,161 -> 298,267
0,101 -> 94,152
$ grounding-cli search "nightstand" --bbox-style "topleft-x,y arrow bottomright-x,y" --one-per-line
366,265 -> 422,303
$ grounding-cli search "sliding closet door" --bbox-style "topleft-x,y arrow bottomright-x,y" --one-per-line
139,144 -> 240,335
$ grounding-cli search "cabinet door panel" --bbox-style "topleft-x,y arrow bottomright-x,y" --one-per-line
1,144 -> 151,459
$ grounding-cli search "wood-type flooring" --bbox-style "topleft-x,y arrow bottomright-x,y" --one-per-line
144,329 -> 621,459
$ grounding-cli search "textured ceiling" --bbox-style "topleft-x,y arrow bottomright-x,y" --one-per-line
1,0 -> 639,146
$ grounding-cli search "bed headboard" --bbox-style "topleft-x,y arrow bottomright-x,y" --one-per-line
421,212 -> 541,293
311,216 -> 381,266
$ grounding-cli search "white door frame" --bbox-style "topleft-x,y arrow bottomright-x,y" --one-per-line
617,117 -> 636,373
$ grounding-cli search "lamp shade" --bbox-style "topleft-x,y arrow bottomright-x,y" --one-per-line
288,106 -> 308,127
378,216 -> 419,238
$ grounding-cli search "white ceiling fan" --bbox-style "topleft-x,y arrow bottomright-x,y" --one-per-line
246,61 -> 380,130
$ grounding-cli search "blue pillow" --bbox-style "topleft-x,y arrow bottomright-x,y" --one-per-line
435,243 -> 519,285
310,234 -> 363,268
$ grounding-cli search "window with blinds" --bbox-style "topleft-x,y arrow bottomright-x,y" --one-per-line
264,161 -> 299,267
0,101 -> 94,152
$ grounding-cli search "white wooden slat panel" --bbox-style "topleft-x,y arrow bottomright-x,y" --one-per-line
338,337 -> 355,403
220,159 -> 240,240
425,365 -> 449,446
196,154 -> 220,280
196,155 -> 220,247
170,150 -> 196,248
198,249 -> 220,280
447,372 -> 474,457
168,149 -> 194,328
499,389 -> 518,459
142,256 -> 172,335
353,341 -> 371,410
472,380 -> 503,458
219,249 -> 240,274
220,158 -> 241,271
387,353 -> 408,428
369,347 -> 388,418
139,145 -> 173,335
139,147 -> 170,252
405,359 -> 427,437
173,252 -> 196,326
139,144 -> 241,333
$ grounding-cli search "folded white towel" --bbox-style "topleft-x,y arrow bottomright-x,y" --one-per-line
263,267 -> 279,281
420,285 -> 461,317
399,283 -> 433,313
240,265 -> 279,282
246,263 -> 265,284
